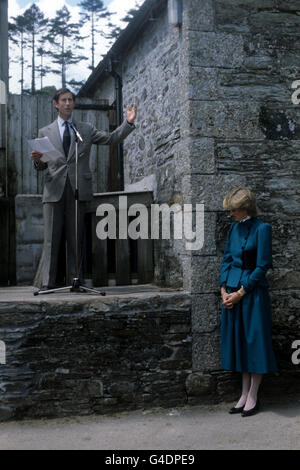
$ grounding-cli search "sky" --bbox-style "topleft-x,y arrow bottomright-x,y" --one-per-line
10,0 -> 113,11
8,0 -> 144,93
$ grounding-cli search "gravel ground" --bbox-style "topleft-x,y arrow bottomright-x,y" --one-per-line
0,401 -> 299,450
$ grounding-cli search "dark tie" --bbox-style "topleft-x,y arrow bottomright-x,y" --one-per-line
63,121 -> 71,157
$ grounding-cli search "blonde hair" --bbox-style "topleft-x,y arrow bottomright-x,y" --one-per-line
223,187 -> 258,217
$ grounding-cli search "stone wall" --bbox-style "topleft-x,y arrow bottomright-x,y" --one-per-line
88,0 -> 300,396
121,4 -> 191,289
0,292 -> 191,421
15,195 -> 44,285
184,0 -> 300,392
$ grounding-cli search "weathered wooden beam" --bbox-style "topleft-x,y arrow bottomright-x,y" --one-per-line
75,103 -> 114,111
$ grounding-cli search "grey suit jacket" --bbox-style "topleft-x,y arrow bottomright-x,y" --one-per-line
34,118 -> 135,202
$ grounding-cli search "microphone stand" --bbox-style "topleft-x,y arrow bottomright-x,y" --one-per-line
34,125 -> 106,297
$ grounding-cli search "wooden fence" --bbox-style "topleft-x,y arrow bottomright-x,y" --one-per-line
86,191 -> 154,287
7,94 -> 111,197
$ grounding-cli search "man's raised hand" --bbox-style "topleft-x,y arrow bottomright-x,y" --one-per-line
126,104 -> 137,124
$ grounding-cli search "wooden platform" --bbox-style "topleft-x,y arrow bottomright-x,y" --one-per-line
0,284 -> 169,303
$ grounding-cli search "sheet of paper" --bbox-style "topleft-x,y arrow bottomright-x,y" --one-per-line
28,137 -> 59,162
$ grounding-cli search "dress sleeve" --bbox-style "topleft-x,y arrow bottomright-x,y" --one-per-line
219,224 -> 233,287
242,223 -> 273,292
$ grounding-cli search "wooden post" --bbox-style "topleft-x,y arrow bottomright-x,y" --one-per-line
0,0 -> 8,197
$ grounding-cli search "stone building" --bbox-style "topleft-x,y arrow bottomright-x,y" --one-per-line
78,0 -> 300,397
0,1 -> 299,421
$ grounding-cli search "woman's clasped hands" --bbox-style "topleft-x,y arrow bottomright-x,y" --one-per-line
221,288 -> 242,310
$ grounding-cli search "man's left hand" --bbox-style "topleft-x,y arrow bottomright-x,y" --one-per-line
126,104 -> 137,124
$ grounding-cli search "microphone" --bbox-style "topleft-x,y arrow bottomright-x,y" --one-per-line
70,123 -> 83,142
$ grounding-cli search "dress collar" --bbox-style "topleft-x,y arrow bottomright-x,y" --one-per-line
239,216 -> 251,223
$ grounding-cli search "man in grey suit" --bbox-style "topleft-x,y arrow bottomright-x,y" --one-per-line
31,88 -> 137,289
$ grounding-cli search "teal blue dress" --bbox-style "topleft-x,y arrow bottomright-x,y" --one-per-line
220,217 -> 277,374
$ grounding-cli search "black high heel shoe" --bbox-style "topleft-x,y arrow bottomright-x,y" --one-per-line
241,399 -> 260,417
228,405 -> 245,414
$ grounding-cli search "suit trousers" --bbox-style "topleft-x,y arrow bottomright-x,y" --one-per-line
42,176 -> 86,287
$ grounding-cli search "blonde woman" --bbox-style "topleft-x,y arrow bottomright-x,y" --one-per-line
220,187 -> 277,417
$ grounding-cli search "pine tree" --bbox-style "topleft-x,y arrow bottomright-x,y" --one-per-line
47,6 -> 87,89
8,16 -> 28,94
121,3 -> 142,23
36,46 -> 52,91
79,0 -> 111,71
106,2 -> 142,45
22,4 -> 48,94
